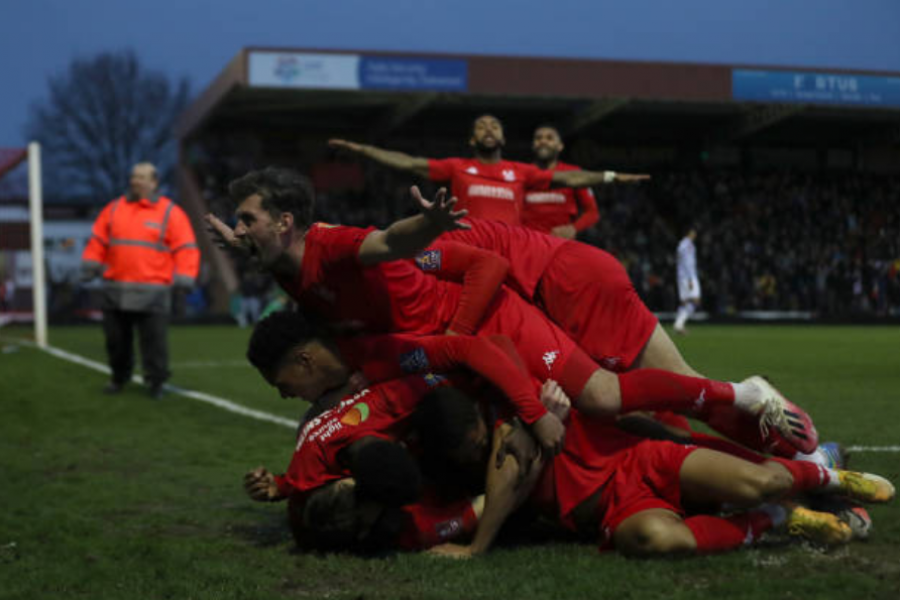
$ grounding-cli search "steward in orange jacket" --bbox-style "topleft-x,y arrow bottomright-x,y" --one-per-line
81,162 -> 200,398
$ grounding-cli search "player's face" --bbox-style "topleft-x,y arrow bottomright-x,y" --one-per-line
470,116 -> 505,152
532,127 -> 563,162
234,194 -> 287,269
448,412 -> 490,465
266,349 -> 336,402
129,165 -> 158,198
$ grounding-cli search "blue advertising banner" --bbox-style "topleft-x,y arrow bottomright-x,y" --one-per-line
733,69 -> 900,108
359,56 -> 468,92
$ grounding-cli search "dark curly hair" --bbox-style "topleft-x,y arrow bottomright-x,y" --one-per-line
228,166 -> 315,229
246,310 -> 319,373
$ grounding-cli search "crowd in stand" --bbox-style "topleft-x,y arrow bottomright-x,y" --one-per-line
192,152 -> 900,318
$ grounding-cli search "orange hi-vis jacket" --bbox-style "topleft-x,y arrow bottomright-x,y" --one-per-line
82,194 -> 200,313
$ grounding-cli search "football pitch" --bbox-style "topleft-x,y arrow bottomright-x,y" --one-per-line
1,324 -> 899,599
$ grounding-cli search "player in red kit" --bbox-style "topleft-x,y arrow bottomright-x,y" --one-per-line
416,220 -> 820,455
523,125 -> 600,239
329,114 -> 647,226
417,386 -> 894,559
211,168 -> 816,454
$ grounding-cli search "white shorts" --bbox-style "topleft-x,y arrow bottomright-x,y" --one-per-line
678,276 -> 701,302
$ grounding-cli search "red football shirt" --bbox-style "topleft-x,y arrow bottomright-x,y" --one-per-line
428,158 -> 553,225
275,375 -> 442,496
276,223 -> 461,335
521,162 -> 600,234
436,218 -> 568,299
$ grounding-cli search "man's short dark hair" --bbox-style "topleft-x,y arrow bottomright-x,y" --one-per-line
414,387 -> 481,459
534,123 -> 562,138
349,439 -> 422,507
228,167 -> 315,229
471,113 -> 502,137
246,310 -> 318,373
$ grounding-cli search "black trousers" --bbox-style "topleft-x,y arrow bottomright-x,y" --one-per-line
102,309 -> 170,386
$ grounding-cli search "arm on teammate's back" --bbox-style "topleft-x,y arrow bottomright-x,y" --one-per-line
328,139 -> 431,178
414,241 -> 510,335
428,422 -> 544,558
551,169 -> 651,188
358,187 -> 470,266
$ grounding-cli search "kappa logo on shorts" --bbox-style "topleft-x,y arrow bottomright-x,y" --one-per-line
542,350 -> 560,372
399,347 -> 430,373
415,250 -> 442,272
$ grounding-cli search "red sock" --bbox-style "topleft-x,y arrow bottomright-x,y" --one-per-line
768,457 -> 831,495
617,369 -> 734,415
684,512 -> 774,554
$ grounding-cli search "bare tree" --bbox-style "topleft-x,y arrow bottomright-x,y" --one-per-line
25,49 -> 190,201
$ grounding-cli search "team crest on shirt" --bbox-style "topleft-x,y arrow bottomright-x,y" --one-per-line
340,402 -> 370,426
423,373 -> 446,387
502,169 -> 516,182
542,350 -> 560,372
399,347 -> 430,373
415,250 -> 442,271
465,166 -> 479,175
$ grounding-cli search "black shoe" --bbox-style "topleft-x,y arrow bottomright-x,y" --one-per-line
148,384 -> 165,400
103,381 -> 125,395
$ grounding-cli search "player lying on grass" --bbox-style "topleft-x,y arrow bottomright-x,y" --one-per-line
414,218 -> 819,456
417,383 -> 895,559
251,438 -> 484,553
208,168 -> 816,455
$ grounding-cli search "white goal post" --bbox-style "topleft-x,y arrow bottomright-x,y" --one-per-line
27,142 -> 47,348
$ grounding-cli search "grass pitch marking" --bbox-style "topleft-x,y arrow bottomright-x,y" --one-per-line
7,339 -> 297,430
6,338 -> 898,453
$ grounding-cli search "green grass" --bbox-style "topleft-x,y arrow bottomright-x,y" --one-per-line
1,324 -> 899,599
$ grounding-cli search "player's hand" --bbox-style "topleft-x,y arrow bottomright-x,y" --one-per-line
531,412 -> 565,456
495,421 -> 540,486
540,379 -> 571,421
243,466 -> 283,502
550,224 -> 577,240
427,543 -> 475,559
614,173 -> 651,183
411,186 -> 470,232
328,139 -> 365,154
205,213 -> 251,255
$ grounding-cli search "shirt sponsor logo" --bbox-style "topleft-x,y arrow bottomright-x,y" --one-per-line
296,390 -> 369,450
525,192 -> 567,205
415,250 -> 442,272
340,402 -> 371,426
467,185 -> 515,201
399,347 -> 430,373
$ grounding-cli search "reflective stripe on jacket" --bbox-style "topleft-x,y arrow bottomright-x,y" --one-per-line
82,194 -> 200,312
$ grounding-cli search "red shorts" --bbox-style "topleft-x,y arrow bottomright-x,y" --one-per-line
596,439 -> 699,545
539,242 -> 658,372
479,291 -> 597,399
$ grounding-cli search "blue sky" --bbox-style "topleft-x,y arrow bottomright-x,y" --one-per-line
2,0 -> 899,148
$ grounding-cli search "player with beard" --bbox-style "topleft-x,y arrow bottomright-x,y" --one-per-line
523,124 -> 600,239
328,114 -> 647,226
207,168 -> 818,455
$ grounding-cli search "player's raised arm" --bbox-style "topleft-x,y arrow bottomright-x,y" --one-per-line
358,187 -> 470,266
328,139 -> 431,178
551,168 -> 651,188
